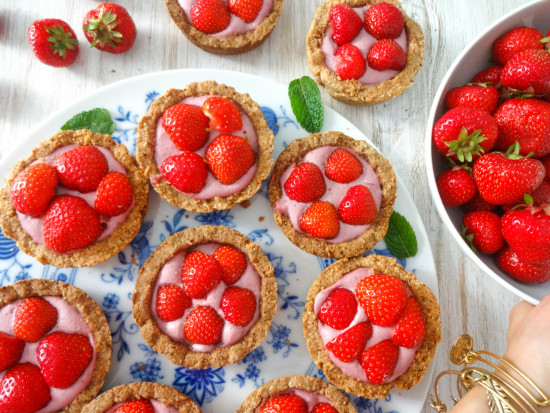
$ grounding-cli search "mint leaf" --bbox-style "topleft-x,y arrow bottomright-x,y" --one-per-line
384,211 -> 418,259
288,76 -> 324,133
61,108 -> 116,135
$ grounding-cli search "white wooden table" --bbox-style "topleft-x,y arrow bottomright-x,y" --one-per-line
0,0 -> 528,411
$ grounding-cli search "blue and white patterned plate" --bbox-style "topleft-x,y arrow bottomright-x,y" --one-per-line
0,69 -> 438,413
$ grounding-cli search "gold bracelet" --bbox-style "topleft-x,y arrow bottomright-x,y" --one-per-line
429,334 -> 550,413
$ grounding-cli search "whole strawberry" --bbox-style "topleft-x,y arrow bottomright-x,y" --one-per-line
392,297 -> 425,348
445,84 -> 499,114
326,321 -> 372,362
436,166 -> 477,207
300,201 -> 340,239
492,26 -> 544,66
202,97 -> 243,132
95,171 -> 133,217
161,103 -> 210,152
318,288 -> 357,330
364,2 -> 404,40
360,339 -> 399,384
463,193 -> 497,213
334,44 -> 366,80
500,49 -> 550,95
53,146 -> 109,193
473,142 -> 545,205
191,0 -> 231,34
228,0 -> 263,23
312,403 -> 339,413
83,3 -> 137,54
325,148 -> 363,183
355,274 -> 408,326
284,162 -> 326,202
0,333 -> 24,372
184,305 -> 224,345
181,250 -> 223,299
471,65 -> 503,86
329,4 -> 363,46
531,181 -> 550,206
462,210 -> 504,254
259,393 -> 308,413
497,246 -> 550,284
502,206 -> 550,263
220,286 -> 257,326
13,297 -> 58,342
10,163 -> 58,217
156,284 -> 192,322
160,151 -> 207,193
0,363 -> 51,412
205,134 -> 255,185
212,245 -> 248,285
338,185 -> 377,225
28,19 -> 79,67
113,399 -> 155,413
367,39 -> 406,71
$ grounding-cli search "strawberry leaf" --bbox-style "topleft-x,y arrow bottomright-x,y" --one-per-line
61,108 -> 115,134
288,76 -> 324,133
384,211 -> 418,259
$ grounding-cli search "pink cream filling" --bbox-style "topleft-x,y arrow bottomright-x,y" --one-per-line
321,5 -> 408,86
178,0 -> 274,38
106,398 -> 179,413
153,95 -> 259,200
274,146 -> 382,244
314,268 -> 420,384
0,296 -> 97,413
255,388 -> 332,412
151,242 -> 261,352
16,144 -> 134,249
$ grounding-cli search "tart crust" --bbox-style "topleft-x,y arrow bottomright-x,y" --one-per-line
0,279 -> 112,413
236,375 -> 356,412
0,129 -> 149,268
82,382 -> 201,413
165,0 -> 285,55
133,225 -> 277,369
302,255 -> 441,399
306,0 -> 425,105
137,81 -> 274,213
268,131 -> 396,258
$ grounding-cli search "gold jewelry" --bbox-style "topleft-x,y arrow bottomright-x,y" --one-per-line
429,334 -> 550,413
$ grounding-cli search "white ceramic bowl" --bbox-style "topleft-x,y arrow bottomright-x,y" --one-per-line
425,0 -> 550,304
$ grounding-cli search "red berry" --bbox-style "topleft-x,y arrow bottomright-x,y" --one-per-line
13,297 -> 58,343
190,0 -> 231,34
202,97 -> 243,133
367,39 -> 406,71
43,195 -> 103,253
113,399 -> 155,413
318,288 -> 357,330
392,297 -> 426,348
445,84 -> 499,114
259,393 -> 308,413
463,193 -> 498,213
502,206 -> 550,263
220,286 -> 257,326
325,148 -> 363,184
312,403 -> 339,413
284,162 -> 326,203
28,19 -> 79,67
497,246 -> 550,284
462,211 -> 504,254
338,185 -> 378,225
53,146 -> 108,193
329,4 -> 363,46
471,65 -> 503,86
94,171 -> 133,216
0,363 -> 51,413
360,339 -> 399,385
212,245 -> 248,285
10,163 -> 58,217
161,152 -> 207,193
531,181 -> 550,206
156,284 -> 192,322
228,0 -> 263,23
0,333 -> 24,372
334,44 -> 366,80
83,3 -> 137,54
161,103 -> 210,152
184,306 -> 224,345
364,2 -> 404,40
355,274 -> 408,327
205,134 -> 255,185
500,49 -> 550,95
492,27 -> 544,66
300,201 -> 340,239
436,166 -> 477,207
181,250 -> 223,299
326,321 -> 372,363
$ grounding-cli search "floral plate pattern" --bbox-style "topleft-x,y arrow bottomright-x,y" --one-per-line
0,69 -> 438,413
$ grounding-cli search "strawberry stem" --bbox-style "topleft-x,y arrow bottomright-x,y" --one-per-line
45,25 -> 77,58
83,9 -> 122,48
445,127 -> 487,163
505,141 -> 533,159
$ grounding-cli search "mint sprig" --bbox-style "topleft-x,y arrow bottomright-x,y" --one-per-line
61,108 -> 116,135
384,211 -> 418,259
288,76 -> 324,133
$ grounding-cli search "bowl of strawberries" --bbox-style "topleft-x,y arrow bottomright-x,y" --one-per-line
426,0 -> 550,303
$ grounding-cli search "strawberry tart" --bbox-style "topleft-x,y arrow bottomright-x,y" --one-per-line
307,0 -> 424,105
82,382 -> 201,413
0,129 -> 149,267
165,0 -> 285,55
137,81 -> 274,213
133,225 -> 277,368
269,131 -> 396,258
0,279 -> 111,412
302,255 -> 440,398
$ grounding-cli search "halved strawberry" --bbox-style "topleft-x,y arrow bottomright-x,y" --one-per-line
13,297 -> 58,342
364,2 -> 404,40
160,151 -> 207,193
113,399 -> 155,413
338,185 -> 377,225
392,297 -> 425,348
360,339 -> 399,384
0,363 -> 51,412
329,4 -> 362,46
228,0 -> 263,23
334,44 -> 366,80
259,393 -> 308,413
10,163 -> 58,217
220,286 -> 257,326
53,146 -> 108,193
161,103 -> 210,152
181,251 -> 223,299
205,134 -> 255,185
326,321 -> 372,362
94,171 -> 133,217
190,0 -> 231,34
37,332 -> 93,388
318,288 -> 357,330
367,39 -> 406,71
0,333 -> 24,372
202,97 -> 243,133
300,201 -> 340,239
284,162 -> 326,203
212,245 -> 248,285
156,284 -> 192,322
184,305 -> 224,345
312,403 -> 339,413
325,148 -> 362,183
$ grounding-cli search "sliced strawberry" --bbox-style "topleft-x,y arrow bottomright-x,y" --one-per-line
392,297 -> 425,348
13,297 -> 58,343
312,403 -> 339,413
53,146 -> 108,193
228,0 -> 263,23
436,166 -> 477,207
161,151 -> 207,193
212,245 -> 248,285
325,148 -> 363,183
184,305 -> 224,345
334,44 -> 366,80
360,339 -> 399,385
367,39 -> 406,71
338,185 -> 377,225
283,162 -> 326,203
471,65 -> 503,86
497,246 -> 550,284
326,321 -> 372,362
202,97 -> 243,133
10,163 -> 58,217
161,103 -> 210,152
220,286 -> 257,326
329,4 -> 362,46
300,201 -> 340,239
156,284 -> 192,322
500,49 -> 550,95
462,211 -> 504,255
43,195 -> 103,253
364,2 -> 404,40
190,0 -> 231,34
205,134 -> 255,185
0,333 -> 24,372
492,26 -> 544,66
0,363 -> 51,413
318,288 -> 357,330
113,399 -> 155,413
259,393 -> 308,413
94,171 -> 133,217
181,250 -> 223,299
445,84 -> 499,114
37,332 -> 93,389
355,274 -> 408,327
